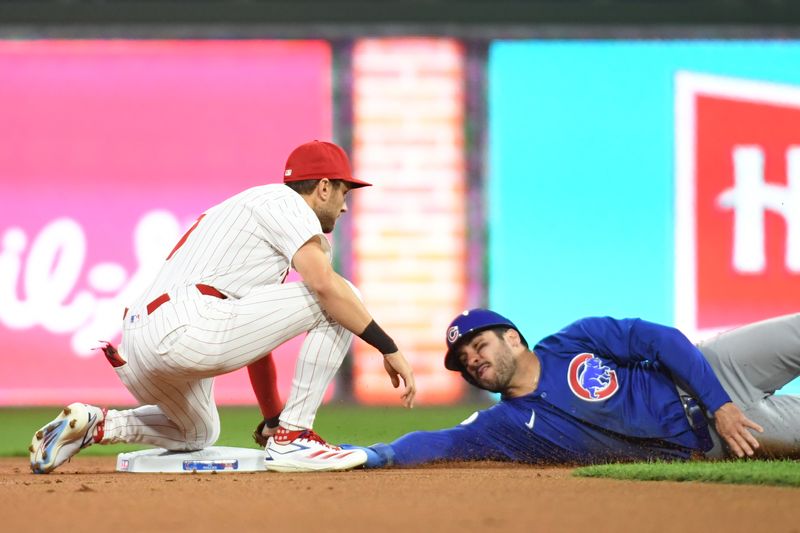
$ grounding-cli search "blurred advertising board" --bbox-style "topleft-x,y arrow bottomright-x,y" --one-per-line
488,41 -> 800,393
675,72 -> 800,335
0,40 -> 332,405
351,38 -> 468,404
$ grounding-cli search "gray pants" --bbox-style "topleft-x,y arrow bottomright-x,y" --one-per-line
697,313 -> 800,459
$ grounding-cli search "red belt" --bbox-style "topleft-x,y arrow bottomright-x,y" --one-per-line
123,284 -> 227,320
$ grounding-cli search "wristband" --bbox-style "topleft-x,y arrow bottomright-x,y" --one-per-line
265,414 -> 281,429
359,320 -> 398,355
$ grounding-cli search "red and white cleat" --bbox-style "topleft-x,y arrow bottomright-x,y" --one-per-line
29,403 -> 107,474
264,427 -> 367,472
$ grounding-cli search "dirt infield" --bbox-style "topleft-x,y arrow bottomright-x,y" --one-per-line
2,458 -> 799,533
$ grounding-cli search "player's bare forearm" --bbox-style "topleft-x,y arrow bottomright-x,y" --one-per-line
293,236 -> 416,407
313,274 -> 374,333
293,239 -> 372,333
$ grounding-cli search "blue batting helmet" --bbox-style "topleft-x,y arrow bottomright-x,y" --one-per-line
444,308 -> 524,371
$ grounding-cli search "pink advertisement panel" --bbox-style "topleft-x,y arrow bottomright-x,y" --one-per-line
0,40 -> 332,405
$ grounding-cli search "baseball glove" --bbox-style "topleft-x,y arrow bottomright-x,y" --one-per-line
252,415 -> 281,447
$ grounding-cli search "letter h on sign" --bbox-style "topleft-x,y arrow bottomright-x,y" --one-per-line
675,72 -> 800,336
719,146 -> 800,273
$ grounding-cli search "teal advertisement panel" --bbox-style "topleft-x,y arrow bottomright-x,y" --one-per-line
488,40 -> 800,394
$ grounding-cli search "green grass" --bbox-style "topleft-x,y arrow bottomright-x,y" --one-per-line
13,405 -> 798,488
575,460 -> 800,487
1,403 -> 489,458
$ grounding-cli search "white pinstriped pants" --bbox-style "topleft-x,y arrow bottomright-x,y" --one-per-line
102,282 -> 352,451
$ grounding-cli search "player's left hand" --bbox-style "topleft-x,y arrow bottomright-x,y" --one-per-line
712,402 -> 764,458
252,419 -> 278,448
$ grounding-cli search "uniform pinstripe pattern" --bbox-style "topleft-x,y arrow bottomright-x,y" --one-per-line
104,185 -> 349,449
131,185 -> 330,308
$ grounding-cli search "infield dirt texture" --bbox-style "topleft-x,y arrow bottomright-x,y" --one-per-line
2,458 -> 799,533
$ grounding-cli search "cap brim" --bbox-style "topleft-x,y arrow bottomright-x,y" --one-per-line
344,177 -> 372,188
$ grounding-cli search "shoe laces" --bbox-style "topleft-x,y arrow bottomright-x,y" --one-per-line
276,428 -> 339,450
298,430 -> 334,447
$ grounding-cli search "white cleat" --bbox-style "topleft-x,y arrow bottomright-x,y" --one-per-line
30,403 -> 106,474
264,428 -> 367,472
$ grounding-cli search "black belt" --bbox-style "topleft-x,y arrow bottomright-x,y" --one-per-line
123,284 -> 227,320
680,395 -> 714,452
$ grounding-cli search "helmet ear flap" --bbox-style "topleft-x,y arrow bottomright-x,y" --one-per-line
452,330 -> 493,391
459,368 -> 480,388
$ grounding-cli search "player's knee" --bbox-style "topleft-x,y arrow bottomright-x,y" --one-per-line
186,432 -> 219,450
201,421 -> 221,448
179,420 -> 221,450
199,431 -> 220,449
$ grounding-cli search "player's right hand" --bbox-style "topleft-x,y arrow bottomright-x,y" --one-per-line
383,351 -> 416,409
712,402 -> 764,458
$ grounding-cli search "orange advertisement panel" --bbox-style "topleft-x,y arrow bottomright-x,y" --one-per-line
351,38 -> 467,404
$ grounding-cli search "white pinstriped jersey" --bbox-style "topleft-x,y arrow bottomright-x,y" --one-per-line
111,183 -> 353,446
131,184 -> 331,309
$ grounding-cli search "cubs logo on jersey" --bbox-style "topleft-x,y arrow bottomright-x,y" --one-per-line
567,353 -> 619,401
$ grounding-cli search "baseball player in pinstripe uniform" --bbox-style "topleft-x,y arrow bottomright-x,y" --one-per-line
348,309 -> 800,467
29,140 -> 416,474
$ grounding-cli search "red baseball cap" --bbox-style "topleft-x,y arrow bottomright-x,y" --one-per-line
283,140 -> 372,188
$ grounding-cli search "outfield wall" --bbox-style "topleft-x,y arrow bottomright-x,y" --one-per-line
1,36 -> 798,405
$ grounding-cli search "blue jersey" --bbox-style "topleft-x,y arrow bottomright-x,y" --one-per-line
369,317 -> 732,466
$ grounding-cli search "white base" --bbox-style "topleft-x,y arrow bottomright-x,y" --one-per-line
116,446 -> 267,473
